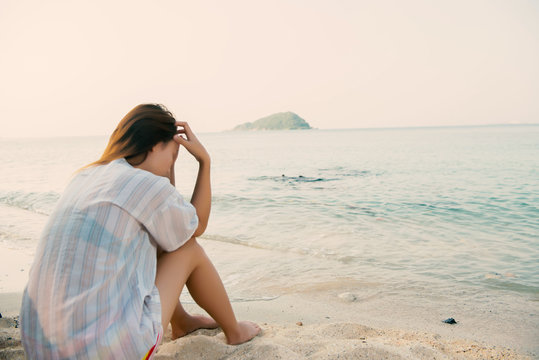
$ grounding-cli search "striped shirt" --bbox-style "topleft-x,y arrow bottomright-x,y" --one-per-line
20,158 -> 198,359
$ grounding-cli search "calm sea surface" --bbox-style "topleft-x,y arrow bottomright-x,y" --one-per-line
1,126 -> 538,300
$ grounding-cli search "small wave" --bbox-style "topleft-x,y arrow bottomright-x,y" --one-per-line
180,295 -> 279,304
249,175 -> 338,183
482,276 -> 539,295
0,190 -> 59,215
202,234 -> 355,262
340,170 -> 374,177
318,167 -> 379,177
201,233 -> 276,251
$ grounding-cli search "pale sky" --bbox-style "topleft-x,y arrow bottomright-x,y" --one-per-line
1,0 -> 538,137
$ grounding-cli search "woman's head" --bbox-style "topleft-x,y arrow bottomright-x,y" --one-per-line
89,104 -> 177,167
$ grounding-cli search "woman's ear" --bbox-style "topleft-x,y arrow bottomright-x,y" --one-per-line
156,141 -> 171,151
150,142 -> 163,153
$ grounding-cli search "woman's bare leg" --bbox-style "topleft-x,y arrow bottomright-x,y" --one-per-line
155,246 -> 213,338
155,237 -> 260,344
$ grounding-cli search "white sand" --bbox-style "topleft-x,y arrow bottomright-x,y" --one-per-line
1,291 -> 534,359
155,322 -> 528,360
151,292 -> 535,359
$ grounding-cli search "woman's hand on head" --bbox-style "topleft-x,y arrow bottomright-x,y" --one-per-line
174,122 -> 210,164
175,122 -> 212,234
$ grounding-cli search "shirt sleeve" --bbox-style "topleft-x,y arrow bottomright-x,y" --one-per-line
143,190 -> 199,252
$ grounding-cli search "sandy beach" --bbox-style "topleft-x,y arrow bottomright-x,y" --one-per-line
1,238 -> 538,359
0,299 -> 534,360
1,282 -> 536,359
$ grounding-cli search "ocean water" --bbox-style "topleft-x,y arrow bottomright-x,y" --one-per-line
1,126 -> 538,304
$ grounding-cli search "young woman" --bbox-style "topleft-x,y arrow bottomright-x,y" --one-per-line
20,104 -> 260,359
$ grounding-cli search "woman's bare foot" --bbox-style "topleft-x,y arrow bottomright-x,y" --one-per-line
225,321 -> 261,345
171,314 -> 219,339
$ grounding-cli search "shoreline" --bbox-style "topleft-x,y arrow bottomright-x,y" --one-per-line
1,292 -> 536,359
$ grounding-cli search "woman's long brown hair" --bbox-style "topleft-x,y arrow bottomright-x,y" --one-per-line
85,104 -> 177,168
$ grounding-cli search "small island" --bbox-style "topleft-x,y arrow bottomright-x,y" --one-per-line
233,112 -> 311,131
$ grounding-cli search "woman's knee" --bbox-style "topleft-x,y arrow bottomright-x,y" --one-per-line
156,237 -> 208,278
181,236 -> 204,253
165,237 -> 207,262
155,237 -> 205,290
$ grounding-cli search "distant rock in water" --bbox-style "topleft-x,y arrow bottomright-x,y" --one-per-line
233,112 -> 311,131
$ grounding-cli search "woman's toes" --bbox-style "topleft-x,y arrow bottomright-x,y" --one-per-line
171,314 -> 219,339
226,321 -> 261,345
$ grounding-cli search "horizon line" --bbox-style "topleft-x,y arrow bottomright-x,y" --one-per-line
2,122 -> 538,140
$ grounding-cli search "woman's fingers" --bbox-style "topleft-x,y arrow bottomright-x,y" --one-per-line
173,134 -> 186,143
173,122 -> 209,163
175,121 -> 190,132
175,121 -> 195,139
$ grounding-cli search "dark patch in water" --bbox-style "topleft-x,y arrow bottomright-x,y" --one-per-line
318,167 -> 375,177
341,170 -> 372,177
249,175 -> 338,183
361,208 -> 378,217
344,204 -> 378,217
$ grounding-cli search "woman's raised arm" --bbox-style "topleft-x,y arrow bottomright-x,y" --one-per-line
173,122 -> 211,237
